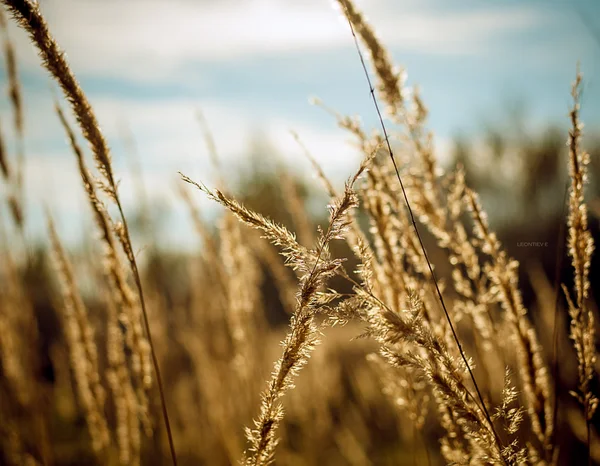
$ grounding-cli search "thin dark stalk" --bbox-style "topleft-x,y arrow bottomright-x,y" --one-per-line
341,5 -> 504,455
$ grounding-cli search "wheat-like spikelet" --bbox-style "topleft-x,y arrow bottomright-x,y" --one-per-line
47,214 -> 110,454
563,70 -> 597,463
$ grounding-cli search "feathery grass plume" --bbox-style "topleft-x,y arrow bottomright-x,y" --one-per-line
180,174 -> 311,272
181,152 -> 372,465
335,1 -> 543,456
47,213 -> 110,455
336,0 -> 503,453
334,0 -> 492,352
357,290 -> 508,463
245,165 -> 369,465
361,162 -> 412,312
416,165 -> 498,359
0,3 -> 177,461
0,0 -> 114,194
335,0 -> 405,119
563,70 -> 597,463
466,188 -> 554,456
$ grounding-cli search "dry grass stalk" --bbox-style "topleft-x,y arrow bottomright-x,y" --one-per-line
0,3 -> 177,461
563,70 -> 598,464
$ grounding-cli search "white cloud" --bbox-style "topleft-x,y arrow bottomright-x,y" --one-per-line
6,0 -> 556,83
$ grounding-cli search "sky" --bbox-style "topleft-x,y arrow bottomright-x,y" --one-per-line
0,0 -> 599,249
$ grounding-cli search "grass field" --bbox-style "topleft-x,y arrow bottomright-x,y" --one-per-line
0,0 -> 599,465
